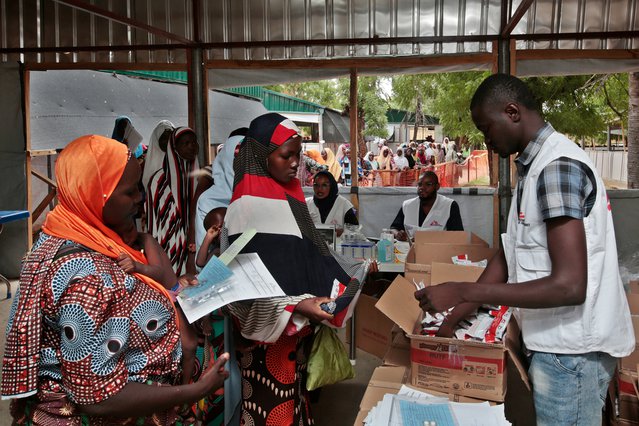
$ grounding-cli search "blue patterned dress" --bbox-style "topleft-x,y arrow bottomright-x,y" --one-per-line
2,233 -> 183,425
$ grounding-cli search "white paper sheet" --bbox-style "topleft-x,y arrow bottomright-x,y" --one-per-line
177,253 -> 285,323
362,386 -> 511,426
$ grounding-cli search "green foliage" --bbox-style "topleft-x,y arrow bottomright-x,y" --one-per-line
265,80 -> 346,110
392,71 -> 629,147
268,77 -> 389,138
268,72 -> 630,147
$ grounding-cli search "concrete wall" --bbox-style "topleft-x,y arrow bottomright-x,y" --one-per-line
303,186 -> 497,246
0,63 -> 29,279
609,189 -> 639,280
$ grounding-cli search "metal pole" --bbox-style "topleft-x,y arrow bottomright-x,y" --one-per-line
189,47 -> 209,166
349,68 -> 358,362
497,39 -> 512,234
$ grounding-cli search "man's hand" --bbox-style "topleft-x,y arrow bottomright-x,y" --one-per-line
117,253 -> 136,274
294,297 -> 334,323
414,282 -> 466,314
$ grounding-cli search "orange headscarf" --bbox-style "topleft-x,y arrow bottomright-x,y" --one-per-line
305,149 -> 325,165
43,135 -> 173,303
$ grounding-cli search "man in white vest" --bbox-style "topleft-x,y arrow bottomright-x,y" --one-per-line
414,74 -> 634,425
390,171 -> 464,241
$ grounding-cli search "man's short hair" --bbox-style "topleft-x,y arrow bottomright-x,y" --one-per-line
419,170 -> 439,185
470,73 -> 539,112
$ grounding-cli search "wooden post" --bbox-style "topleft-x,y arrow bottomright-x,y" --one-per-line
349,69 -> 360,213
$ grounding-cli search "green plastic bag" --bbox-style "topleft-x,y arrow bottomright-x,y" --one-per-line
306,325 -> 355,391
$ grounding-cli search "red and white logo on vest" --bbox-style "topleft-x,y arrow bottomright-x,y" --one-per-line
518,211 -> 530,226
429,220 -> 442,227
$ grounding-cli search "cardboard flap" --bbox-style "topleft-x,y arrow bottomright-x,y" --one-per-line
375,275 -> 422,335
429,262 -> 485,285
368,365 -> 409,389
503,318 -> 531,391
628,292 -> 639,315
411,244 -> 497,266
413,231 -> 488,247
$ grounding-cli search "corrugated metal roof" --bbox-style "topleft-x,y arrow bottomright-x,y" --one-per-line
386,108 -> 439,125
2,0 -> 639,81
227,86 -> 324,113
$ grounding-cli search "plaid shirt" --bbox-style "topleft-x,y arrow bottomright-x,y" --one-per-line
514,123 -> 596,221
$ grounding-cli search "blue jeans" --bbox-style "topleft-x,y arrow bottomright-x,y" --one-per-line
528,351 -> 616,426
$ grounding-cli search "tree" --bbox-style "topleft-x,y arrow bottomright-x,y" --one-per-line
266,80 -> 346,110
268,76 -> 389,155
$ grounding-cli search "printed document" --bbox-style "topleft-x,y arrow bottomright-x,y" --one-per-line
178,253 -> 285,323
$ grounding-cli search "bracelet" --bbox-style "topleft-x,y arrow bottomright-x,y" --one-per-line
170,282 -> 181,292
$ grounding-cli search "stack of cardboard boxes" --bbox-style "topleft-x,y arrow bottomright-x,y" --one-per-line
353,231 -> 530,424
608,281 -> 639,426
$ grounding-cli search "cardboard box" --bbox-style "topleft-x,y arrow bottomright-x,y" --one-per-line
346,294 -> 397,359
353,363 -> 493,425
413,231 -> 489,246
404,231 -> 497,286
608,369 -> 639,425
622,317 -> 639,371
620,285 -> 639,371
375,274 -> 529,402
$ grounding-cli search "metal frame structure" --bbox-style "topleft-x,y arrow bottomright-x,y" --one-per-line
3,0 -> 639,240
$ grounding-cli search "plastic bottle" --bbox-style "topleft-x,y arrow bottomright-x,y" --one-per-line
377,229 -> 394,263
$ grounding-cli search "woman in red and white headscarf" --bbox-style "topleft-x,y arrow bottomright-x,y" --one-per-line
146,127 -> 199,275
224,113 -> 368,425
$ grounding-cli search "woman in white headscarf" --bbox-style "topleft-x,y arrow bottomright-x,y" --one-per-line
195,128 -> 248,252
142,120 -> 174,191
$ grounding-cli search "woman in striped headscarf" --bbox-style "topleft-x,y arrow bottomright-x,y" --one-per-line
224,113 -> 368,425
146,127 -> 199,275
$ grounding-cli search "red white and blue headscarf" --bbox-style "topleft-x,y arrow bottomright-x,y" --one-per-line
225,113 -> 365,342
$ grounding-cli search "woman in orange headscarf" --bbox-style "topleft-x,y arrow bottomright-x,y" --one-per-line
1,135 -> 228,425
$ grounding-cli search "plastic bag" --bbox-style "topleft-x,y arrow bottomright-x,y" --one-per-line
306,325 -> 355,391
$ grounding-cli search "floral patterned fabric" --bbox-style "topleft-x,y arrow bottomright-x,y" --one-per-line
2,233 -> 182,425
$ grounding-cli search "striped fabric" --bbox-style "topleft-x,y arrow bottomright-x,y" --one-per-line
224,113 -> 367,343
146,127 -> 199,275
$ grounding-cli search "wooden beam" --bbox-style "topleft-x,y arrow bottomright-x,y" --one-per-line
205,53 -> 494,70
28,149 -> 59,156
513,30 -> 639,42
24,69 -> 33,248
516,49 -> 639,60
501,0 -> 535,37
25,62 -> 187,71
50,0 -> 193,45
32,191 -> 57,224
1,43 -> 185,55
349,69 -> 360,216
201,34 -> 496,50
31,170 -> 58,189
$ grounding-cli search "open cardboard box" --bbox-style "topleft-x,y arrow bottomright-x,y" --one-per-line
608,367 -> 639,425
354,360 -> 495,425
621,283 -> 639,371
404,231 -> 498,286
375,268 -> 529,402
345,293 -> 398,359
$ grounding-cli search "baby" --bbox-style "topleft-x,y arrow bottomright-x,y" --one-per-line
196,207 -> 227,268
117,232 -> 198,385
